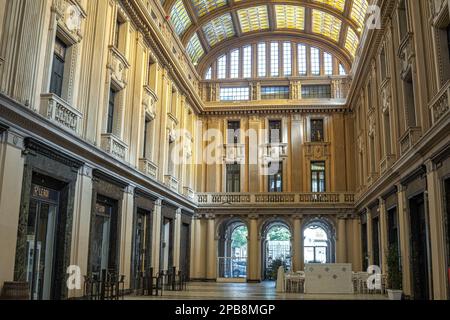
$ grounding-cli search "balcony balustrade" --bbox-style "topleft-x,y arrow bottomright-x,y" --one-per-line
40,93 -> 83,135
101,133 -> 128,161
197,192 -> 355,207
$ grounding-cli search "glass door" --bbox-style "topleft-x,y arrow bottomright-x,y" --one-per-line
91,201 -> 114,279
26,199 -> 58,300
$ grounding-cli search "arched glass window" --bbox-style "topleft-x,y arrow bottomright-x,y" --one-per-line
304,226 -> 329,263
242,45 -> 252,78
217,55 -> 227,79
258,43 -> 266,77
230,49 -> 240,78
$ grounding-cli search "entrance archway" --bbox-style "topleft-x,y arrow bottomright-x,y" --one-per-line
217,219 -> 248,280
303,218 -> 336,264
261,220 -> 292,280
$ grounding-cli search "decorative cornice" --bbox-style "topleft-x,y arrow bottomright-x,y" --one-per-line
24,137 -> 84,169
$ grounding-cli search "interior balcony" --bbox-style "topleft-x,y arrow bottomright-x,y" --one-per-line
429,80 -> 450,125
197,192 -> 355,208
183,186 -> 195,200
223,143 -> 245,163
164,174 -> 179,192
380,154 -> 396,174
262,143 -> 288,162
100,133 -> 128,161
40,93 -> 83,135
399,126 -> 422,156
138,158 -> 158,179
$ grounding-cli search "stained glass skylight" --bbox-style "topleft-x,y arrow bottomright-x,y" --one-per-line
312,9 -> 342,42
170,0 -> 192,36
237,6 -> 269,33
186,33 -> 204,64
350,0 -> 369,31
275,5 -> 305,30
345,27 -> 359,57
202,14 -> 235,47
313,0 -> 346,13
192,0 -> 228,17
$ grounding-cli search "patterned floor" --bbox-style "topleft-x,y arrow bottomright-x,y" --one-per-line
126,281 -> 387,300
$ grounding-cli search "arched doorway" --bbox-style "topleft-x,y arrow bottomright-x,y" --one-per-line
261,221 -> 292,280
217,219 -> 248,280
303,218 -> 336,264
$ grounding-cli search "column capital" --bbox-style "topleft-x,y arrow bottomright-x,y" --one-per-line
424,158 -> 436,173
80,164 -> 94,179
293,214 -> 304,220
2,129 -> 25,150
154,198 -> 163,206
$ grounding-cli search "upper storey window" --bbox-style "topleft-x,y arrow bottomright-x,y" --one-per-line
258,43 -> 267,77
242,46 -> 252,78
220,87 -> 249,101
50,38 -> 67,97
217,55 -> 227,79
230,49 -> 240,78
205,41 -> 347,80
270,42 -> 279,77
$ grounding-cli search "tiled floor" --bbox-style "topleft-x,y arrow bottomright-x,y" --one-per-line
126,282 -> 387,300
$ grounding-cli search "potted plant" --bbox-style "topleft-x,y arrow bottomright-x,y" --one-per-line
386,245 -> 403,300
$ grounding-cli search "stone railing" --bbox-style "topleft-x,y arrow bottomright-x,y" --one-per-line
40,93 -> 83,135
223,144 -> 245,163
399,126 -> 422,156
108,46 -> 129,90
138,158 -> 158,179
164,174 -> 179,192
183,186 -> 195,200
142,85 -> 157,120
101,133 -> 128,161
429,80 -> 449,125
262,143 -> 288,161
379,154 -> 396,174
197,192 -> 355,206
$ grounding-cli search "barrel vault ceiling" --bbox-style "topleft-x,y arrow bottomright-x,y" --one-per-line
162,0 -> 369,69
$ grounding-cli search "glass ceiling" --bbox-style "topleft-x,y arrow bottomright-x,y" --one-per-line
166,0 -> 369,65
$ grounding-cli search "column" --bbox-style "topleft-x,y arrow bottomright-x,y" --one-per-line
68,165 -> 93,298
205,214 -> 217,280
378,197 -> 389,273
396,183 -> 412,296
247,215 -> 260,282
366,208 -> 374,266
337,215 -> 347,263
0,130 -> 25,294
352,218 -> 363,271
292,215 -> 303,271
193,215 -> 204,279
151,199 -> 162,276
425,160 -> 447,299
173,208 -> 182,270
120,185 -> 135,290
189,215 -> 196,279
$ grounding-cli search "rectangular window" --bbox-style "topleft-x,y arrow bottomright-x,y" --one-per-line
227,121 -> 240,144
268,162 -> 283,192
302,85 -> 331,99
339,64 -> 346,75
143,118 -> 152,158
230,49 -> 240,78
220,87 -> 250,101
324,52 -> 333,75
258,43 -> 266,77
205,67 -> 212,80
270,42 -> 279,76
311,47 -> 320,75
107,87 -> 116,134
217,55 -> 227,79
50,38 -> 67,97
261,86 -> 289,100
298,44 -> 307,75
242,45 -> 252,78
283,42 -> 292,76
447,25 -> 450,63
114,19 -> 122,49
380,48 -> 387,80
226,163 -> 241,192
268,120 -> 282,143
311,119 -> 324,142
311,162 -> 325,192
